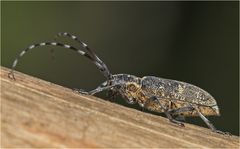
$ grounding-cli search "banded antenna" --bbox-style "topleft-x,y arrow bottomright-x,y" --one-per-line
8,37 -> 112,80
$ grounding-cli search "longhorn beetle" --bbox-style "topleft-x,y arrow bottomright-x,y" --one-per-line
8,32 -> 224,134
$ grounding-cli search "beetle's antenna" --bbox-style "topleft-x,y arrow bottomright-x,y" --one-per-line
54,32 -> 112,79
8,42 -> 111,80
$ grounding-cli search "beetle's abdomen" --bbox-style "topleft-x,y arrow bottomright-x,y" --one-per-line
144,99 -> 219,116
170,100 -> 219,116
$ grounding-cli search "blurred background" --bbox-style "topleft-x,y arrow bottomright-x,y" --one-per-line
2,2 -> 239,135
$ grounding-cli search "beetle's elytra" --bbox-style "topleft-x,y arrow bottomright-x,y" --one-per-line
8,32 -> 225,134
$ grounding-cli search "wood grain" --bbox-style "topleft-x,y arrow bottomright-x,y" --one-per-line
1,66 -> 239,148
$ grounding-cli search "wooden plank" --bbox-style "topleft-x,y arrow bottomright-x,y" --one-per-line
1,66 -> 239,148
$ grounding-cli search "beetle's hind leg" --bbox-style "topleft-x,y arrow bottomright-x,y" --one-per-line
169,105 -> 218,131
193,106 -> 230,134
167,105 -> 230,134
192,106 -> 217,131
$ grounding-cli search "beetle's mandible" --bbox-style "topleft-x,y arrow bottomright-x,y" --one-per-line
8,32 -> 224,134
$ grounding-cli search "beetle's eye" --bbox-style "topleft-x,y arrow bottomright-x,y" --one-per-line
127,84 -> 138,92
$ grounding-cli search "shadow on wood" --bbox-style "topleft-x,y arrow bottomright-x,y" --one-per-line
1,67 -> 239,148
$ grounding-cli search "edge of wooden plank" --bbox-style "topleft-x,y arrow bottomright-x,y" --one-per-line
1,66 -> 239,148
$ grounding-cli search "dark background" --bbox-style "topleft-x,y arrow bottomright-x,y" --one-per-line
2,2 -> 239,135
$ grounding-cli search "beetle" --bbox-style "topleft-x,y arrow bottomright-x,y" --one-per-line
8,32 -> 223,133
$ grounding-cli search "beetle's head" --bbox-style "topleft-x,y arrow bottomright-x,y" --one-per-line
123,82 -> 142,104
125,82 -> 141,93
108,74 -> 142,103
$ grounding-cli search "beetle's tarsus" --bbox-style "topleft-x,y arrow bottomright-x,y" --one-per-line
174,114 -> 186,122
73,88 -> 89,95
165,111 -> 185,127
213,130 -> 232,136
169,118 -> 185,127
8,71 -> 16,80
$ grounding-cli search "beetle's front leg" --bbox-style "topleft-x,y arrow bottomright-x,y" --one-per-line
119,93 -> 137,104
74,81 -> 119,95
106,89 -> 118,100
106,86 -> 121,100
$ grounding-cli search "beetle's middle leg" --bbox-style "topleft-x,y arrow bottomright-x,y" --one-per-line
145,96 -> 185,126
169,102 -> 186,121
168,106 -> 194,115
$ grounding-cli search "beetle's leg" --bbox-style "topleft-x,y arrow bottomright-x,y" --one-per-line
168,106 -> 230,134
164,110 -> 185,127
193,106 -> 217,131
168,105 -> 195,122
74,81 -> 120,96
147,96 -> 184,127
192,106 -> 229,134
106,86 -> 121,100
106,89 -> 117,100
194,106 -> 230,134
119,93 -> 137,105
169,102 -> 185,121
168,106 -> 194,115
174,114 -> 185,122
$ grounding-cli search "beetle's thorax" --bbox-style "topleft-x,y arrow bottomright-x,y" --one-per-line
110,74 -> 140,85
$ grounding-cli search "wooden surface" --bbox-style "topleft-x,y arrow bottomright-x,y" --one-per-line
1,66 -> 239,148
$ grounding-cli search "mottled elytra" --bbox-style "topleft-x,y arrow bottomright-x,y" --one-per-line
9,32 -> 225,134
